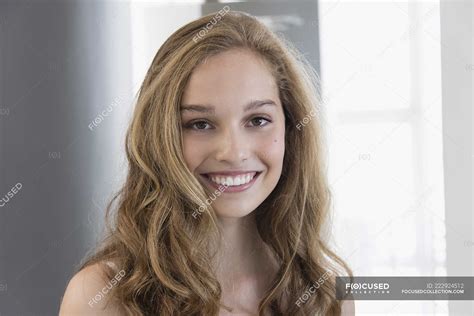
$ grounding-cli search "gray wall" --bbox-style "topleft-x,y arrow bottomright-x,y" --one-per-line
0,1 -> 132,315
440,0 -> 474,315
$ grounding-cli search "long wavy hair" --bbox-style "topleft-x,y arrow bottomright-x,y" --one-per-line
78,10 -> 352,315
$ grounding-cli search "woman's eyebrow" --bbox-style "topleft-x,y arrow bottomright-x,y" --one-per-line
180,99 -> 276,114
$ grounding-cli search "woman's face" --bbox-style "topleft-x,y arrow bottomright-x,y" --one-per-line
181,49 -> 286,219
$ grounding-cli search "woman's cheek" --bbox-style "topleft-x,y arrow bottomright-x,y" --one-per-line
182,135 -> 207,171
257,129 -> 285,163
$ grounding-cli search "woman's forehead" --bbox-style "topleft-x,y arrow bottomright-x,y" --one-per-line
182,50 -> 278,108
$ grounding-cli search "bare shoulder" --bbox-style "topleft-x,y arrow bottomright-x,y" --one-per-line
59,262 -> 126,316
341,299 -> 355,316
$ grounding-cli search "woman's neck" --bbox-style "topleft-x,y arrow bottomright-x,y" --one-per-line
213,213 -> 279,313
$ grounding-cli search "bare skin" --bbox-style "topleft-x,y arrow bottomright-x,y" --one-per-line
59,263 -> 126,315
213,213 -> 279,315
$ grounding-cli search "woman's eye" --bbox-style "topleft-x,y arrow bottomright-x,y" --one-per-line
249,116 -> 271,127
186,120 -> 212,130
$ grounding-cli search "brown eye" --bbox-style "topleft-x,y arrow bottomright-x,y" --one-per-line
249,116 -> 271,127
184,120 -> 213,130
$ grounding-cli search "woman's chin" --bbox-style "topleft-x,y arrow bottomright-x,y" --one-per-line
213,206 -> 255,219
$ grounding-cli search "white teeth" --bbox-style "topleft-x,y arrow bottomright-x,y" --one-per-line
209,172 -> 257,186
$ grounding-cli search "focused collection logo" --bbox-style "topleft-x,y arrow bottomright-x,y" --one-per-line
345,282 -> 390,294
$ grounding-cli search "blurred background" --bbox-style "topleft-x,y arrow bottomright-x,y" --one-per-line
0,0 -> 472,315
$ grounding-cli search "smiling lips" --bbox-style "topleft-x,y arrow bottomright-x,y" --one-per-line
207,172 -> 257,186
201,171 -> 262,191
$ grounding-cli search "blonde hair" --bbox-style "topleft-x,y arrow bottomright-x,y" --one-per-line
79,10 -> 352,315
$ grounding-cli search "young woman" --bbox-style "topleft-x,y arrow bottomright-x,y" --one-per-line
60,10 -> 354,316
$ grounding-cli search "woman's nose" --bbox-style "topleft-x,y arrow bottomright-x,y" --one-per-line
214,127 -> 250,163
